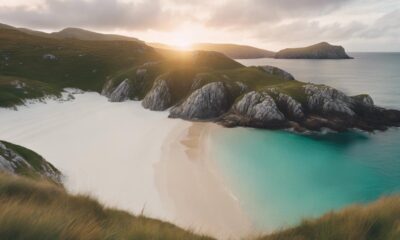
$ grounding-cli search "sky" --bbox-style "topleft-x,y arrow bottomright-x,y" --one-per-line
0,0 -> 399,51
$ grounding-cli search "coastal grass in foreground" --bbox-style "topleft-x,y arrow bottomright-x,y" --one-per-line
0,173 -> 213,240
259,196 -> 400,240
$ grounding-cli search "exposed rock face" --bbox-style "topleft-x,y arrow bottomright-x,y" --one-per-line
304,84 -> 355,117
261,66 -> 295,80
170,82 -> 230,119
352,94 -> 374,107
276,93 -> 305,120
142,79 -> 171,111
275,42 -> 352,59
233,91 -> 285,122
108,79 -> 131,102
0,141 -> 62,183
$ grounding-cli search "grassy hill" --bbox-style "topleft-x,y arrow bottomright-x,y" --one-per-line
260,196 -> 400,240
0,28 -> 160,107
275,42 -> 352,59
0,23 -> 142,42
149,42 -> 275,59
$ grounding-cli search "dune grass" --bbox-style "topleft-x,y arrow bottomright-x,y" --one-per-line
0,173 -> 213,240
259,196 -> 400,240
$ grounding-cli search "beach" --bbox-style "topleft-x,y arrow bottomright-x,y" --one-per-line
155,122 -> 254,239
0,92 -> 252,239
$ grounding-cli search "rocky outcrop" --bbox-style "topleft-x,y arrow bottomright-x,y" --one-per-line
233,91 -> 285,122
304,84 -> 355,117
221,91 -> 287,128
108,79 -> 131,102
275,42 -> 352,59
276,93 -> 305,120
352,94 -> 374,107
261,66 -> 295,80
170,82 -> 230,119
142,78 -> 171,111
0,141 -> 62,183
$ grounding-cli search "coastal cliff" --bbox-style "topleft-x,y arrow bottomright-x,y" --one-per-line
275,42 -> 352,59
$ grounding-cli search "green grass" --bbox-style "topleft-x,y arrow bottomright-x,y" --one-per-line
0,75 -> 61,107
0,29 -> 160,92
0,173 -> 214,240
259,196 -> 400,240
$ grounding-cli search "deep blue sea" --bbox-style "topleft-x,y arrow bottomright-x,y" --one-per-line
209,53 -> 400,231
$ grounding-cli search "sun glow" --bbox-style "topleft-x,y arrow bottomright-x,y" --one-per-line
169,32 -> 193,50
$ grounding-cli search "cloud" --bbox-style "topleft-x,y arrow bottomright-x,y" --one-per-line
0,0 -> 183,30
206,0 -> 354,28
360,10 -> 400,39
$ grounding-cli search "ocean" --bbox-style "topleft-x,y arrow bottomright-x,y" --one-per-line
209,53 -> 400,231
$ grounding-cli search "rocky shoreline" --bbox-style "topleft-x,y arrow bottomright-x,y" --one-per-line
102,64 -> 400,133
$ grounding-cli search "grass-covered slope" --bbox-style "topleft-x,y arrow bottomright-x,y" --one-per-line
0,28 -> 159,100
0,172 -> 213,240
260,196 -> 400,240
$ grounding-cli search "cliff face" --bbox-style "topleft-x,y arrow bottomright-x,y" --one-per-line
0,141 -> 62,183
170,82 -> 231,119
275,42 -> 352,59
142,77 -> 172,111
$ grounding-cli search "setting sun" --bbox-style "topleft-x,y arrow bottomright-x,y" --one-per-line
168,29 -> 194,50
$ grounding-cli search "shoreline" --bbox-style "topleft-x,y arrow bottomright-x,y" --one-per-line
155,122 -> 254,239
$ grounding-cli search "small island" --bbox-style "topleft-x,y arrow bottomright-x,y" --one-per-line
275,42 -> 353,59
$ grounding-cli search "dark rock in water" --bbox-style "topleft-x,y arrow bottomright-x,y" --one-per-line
142,77 -> 171,111
275,42 -> 352,59
169,82 -> 230,119
261,66 -> 295,80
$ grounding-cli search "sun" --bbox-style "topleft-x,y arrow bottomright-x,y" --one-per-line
169,31 -> 193,51
173,39 -> 192,50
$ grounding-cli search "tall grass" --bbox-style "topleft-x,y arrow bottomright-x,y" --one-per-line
0,173 -> 213,240
259,196 -> 400,240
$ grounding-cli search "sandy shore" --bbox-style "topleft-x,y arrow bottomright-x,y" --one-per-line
155,122 -> 254,239
0,92 -> 254,239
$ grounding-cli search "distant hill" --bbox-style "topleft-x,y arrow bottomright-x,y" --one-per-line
0,23 -> 142,43
149,42 -> 275,59
275,42 -> 352,59
192,43 -> 275,59
50,27 -> 142,42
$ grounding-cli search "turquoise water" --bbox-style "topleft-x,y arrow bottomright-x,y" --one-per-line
210,53 -> 400,231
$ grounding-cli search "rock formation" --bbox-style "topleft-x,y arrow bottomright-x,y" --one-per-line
170,82 -> 230,119
261,66 -> 295,80
142,78 -> 171,111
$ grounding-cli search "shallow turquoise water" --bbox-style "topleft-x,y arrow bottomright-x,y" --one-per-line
211,53 -> 400,231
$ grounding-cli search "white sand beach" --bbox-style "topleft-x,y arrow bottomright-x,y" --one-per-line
0,92 -> 253,239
